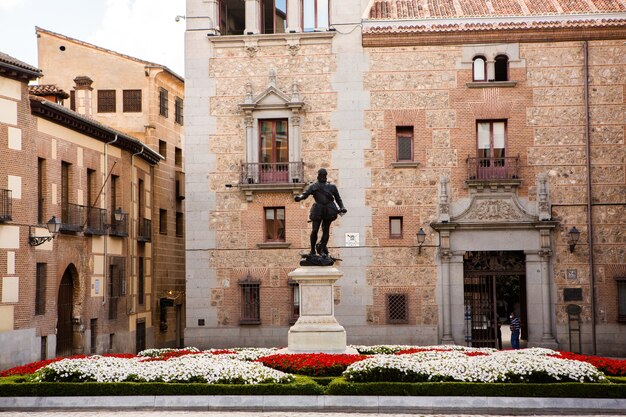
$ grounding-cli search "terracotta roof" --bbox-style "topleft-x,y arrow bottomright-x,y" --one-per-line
35,27 -> 184,84
0,51 -> 41,81
29,84 -> 70,99
29,96 -> 163,165
367,0 -> 626,20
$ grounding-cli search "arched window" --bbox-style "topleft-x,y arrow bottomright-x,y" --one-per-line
472,56 -> 487,81
494,55 -> 509,81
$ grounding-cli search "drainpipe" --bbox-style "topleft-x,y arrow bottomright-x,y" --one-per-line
130,145 -> 145,314
583,41 -> 597,355
103,134 -> 118,305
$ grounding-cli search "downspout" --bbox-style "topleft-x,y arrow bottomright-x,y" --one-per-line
130,145 -> 145,314
103,134 -> 118,305
583,40 -> 597,355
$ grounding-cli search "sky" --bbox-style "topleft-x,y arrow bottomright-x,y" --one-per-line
0,0 -> 186,76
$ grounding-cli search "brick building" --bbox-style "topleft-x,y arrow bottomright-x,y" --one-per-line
36,28 -> 186,349
184,0 -> 625,356
0,52 -> 162,368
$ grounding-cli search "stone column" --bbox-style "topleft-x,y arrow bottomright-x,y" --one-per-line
244,0 -> 260,34
287,266 -> 353,353
539,249 -> 556,343
286,0 -> 301,32
440,249 -> 454,343
73,76 -> 93,117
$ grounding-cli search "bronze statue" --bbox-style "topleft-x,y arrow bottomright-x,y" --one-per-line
295,168 -> 346,264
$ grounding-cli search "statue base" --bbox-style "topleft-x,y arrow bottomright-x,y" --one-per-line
286,266 -> 353,354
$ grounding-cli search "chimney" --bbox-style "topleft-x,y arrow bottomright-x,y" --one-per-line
72,76 -> 93,117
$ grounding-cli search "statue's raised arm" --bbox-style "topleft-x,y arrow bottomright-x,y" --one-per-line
295,168 -> 347,263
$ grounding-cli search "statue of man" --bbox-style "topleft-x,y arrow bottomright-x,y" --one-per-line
295,168 -> 347,257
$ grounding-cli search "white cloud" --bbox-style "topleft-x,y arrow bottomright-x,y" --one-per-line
0,0 -> 27,10
89,0 -> 185,75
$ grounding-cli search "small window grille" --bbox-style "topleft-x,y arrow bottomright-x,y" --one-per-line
175,96 -> 183,124
389,216 -> 403,238
97,90 -> 116,113
617,278 -> 626,323
387,293 -> 408,324
289,281 -> 300,323
396,127 -> 413,162
123,89 -> 142,112
69,90 -> 75,111
239,276 -> 260,324
35,263 -> 46,315
159,88 -> 169,117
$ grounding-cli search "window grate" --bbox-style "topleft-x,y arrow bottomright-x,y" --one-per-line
97,90 -> 116,113
159,88 -> 169,117
175,96 -> 183,124
239,278 -> 260,324
387,293 -> 408,324
618,278 -> 626,323
123,89 -> 142,112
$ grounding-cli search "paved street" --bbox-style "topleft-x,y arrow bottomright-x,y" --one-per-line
1,412 -> 625,417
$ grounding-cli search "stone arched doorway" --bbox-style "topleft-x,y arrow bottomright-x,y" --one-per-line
56,264 -> 77,357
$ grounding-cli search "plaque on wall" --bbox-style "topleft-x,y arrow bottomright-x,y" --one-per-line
567,269 -> 578,281
563,288 -> 583,302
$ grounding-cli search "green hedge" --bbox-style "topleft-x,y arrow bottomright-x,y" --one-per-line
326,378 -> 626,398
0,375 -> 323,397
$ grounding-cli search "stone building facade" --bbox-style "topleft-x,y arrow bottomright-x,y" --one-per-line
36,28 -> 186,349
0,52 -> 162,368
184,0 -> 626,355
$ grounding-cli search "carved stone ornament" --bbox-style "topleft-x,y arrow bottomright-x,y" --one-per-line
453,194 -> 536,223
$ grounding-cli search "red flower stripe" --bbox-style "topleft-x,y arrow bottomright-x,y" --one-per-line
553,351 -> 626,377
256,353 -> 369,376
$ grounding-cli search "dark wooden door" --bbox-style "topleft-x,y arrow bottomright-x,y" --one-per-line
56,268 -> 74,357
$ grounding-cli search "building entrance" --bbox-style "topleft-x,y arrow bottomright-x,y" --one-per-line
463,251 -> 526,348
56,265 -> 76,357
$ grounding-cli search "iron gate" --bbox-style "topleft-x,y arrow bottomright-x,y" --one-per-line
464,251 -> 526,348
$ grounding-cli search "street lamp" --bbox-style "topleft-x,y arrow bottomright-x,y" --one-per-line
29,216 -> 61,246
417,228 -> 426,254
568,226 -> 581,253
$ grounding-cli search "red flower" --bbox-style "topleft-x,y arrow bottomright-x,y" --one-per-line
552,351 -> 626,376
256,353 -> 368,376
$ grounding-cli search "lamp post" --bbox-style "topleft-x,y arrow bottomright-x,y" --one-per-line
29,216 -> 61,246
417,228 -> 426,254
568,226 -> 580,253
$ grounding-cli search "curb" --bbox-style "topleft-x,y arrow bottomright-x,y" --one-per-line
1,396 -> 626,414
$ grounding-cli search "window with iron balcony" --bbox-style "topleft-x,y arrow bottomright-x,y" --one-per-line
467,120 -> 520,183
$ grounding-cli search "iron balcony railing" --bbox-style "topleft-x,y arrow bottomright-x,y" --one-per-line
241,161 -> 304,185
137,218 -> 152,242
60,203 -> 85,232
467,155 -> 520,181
109,213 -> 128,237
0,189 -> 12,222
84,207 -> 107,235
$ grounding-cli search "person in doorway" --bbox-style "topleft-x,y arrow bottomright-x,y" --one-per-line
509,311 -> 521,349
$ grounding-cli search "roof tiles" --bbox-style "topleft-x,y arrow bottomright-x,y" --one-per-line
367,0 -> 626,19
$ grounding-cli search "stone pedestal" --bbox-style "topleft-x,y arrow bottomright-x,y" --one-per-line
287,266 -> 351,353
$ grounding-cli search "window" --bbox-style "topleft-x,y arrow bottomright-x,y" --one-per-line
396,127 -> 413,162
40,335 -> 47,360
87,168 -> 96,207
176,212 -> 184,237
138,257 -> 145,306
69,90 -> 75,111
175,147 -> 182,167
259,119 -> 289,183
472,56 -> 487,82
35,263 -> 46,315
90,319 -> 97,354
387,293 -> 408,324
61,161 -> 70,223
97,90 -> 116,113
618,278 -> 626,323
477,120 -> 507,179
108,257 -> 125,320
160,209 -> 167,234
159,140 -> 167,159
219,0 -> 245,35
389,217 -> 403,238
159,88 -> 168,117
494,55 -> 509,82
262,0 -> 287,34
289,281 -> 300,323
240,278 -> 260,323
302,0 -> 329,32
175,96 -> 183,124
123,89 -> 142,112
37,158 -> 45,223
265,207 -> 285,242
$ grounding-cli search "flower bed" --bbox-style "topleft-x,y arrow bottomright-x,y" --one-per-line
1,345 -> 624,387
